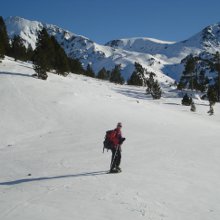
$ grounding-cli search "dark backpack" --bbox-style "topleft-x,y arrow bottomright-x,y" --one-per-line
103,130 -> 115,152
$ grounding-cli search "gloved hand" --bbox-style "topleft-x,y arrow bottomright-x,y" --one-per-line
119,138 -> 126,144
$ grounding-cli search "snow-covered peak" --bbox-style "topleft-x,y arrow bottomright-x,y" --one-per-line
105,37 -> 175,54
5,16 -> 42,34
4,16 -> 172,82
105,23 -> 220,59
5,16 -> 92,50
171,23 -> 220,53
200,23 -> 220,50
4,16 -> 220,82
5,16 -> 43,49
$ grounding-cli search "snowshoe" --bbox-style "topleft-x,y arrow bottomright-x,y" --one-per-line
108,168 -> 121,174
116,166 -> 122,172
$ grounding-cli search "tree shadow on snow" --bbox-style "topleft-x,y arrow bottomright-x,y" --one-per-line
0,170 -> 108,186
114,87 -> 149,100
0,71 -> 33,78
163,102 -> 181,106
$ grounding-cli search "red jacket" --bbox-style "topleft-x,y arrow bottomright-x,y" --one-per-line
111,128 -> 123,147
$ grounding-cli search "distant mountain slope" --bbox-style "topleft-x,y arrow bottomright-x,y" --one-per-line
4,16 -> 220,82
105,37 -> 175,55
106,23 -> 220,58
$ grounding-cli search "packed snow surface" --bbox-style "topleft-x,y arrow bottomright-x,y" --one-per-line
0,57 -> 220,220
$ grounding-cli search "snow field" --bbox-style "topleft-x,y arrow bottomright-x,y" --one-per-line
0,57 -> 220,220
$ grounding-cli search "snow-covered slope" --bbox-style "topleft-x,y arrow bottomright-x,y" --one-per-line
106,23 -> 220,58
1,17 -> 183,82
105,37 -> 175,54
4,17 -> 173,83
0,58 -> 220,220
4,16 -> 220,82
106,23 -> 220,80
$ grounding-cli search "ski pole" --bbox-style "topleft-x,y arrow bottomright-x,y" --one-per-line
110,145 -> 119,170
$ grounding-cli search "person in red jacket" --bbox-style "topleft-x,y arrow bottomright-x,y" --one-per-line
110,122 -> 126,173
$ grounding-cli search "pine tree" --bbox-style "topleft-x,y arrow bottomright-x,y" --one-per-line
85,64 -> 95,77
33,28 -> 71,78
181,93 -> 192,106
10,35 -> 27,61
178,52 -> 220,95
146,72 -> 156,94
183,55 -> 197,90
145,71 -> 162,99
109,64 -> 124,84
177,80 -> 185,90
214,51 -> 220,101
68,57 -> 85,75
50,36 -> 69,76
190,101 -> 196,112
0,43 -> 4,60
151,80 -> 162,99
127,62 -> 146,86
33,44 -> 48,80
26,44 -> 34,61
33,28 -> 51,79
196,70 -> 209,92
207,104 -> 214,115
207,86 -> 216,115
207,86 -> 218,106
0,16 -> 10,59
97,67 -> 109,80
178,54 -> 198,90
34,59 -> 48,80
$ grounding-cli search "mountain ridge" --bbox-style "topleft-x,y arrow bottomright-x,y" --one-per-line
4,16 -> 220,82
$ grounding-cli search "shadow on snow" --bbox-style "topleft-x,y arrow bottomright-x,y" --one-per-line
0,170 -> 108,186
0,71 -> 33,78
114,87 -> 149,100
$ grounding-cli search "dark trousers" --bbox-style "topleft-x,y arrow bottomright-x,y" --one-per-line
110,146 -> 121,170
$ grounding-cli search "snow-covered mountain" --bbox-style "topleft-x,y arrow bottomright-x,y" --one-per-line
106,23 -> 220,80
4,16 -> 172,83
4,16 -> 220,82
0,57 -> 220,220
105,37 -> 175,55
106,24 -> 220,57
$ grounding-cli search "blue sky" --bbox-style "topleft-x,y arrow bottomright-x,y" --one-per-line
1,0 -> 220,44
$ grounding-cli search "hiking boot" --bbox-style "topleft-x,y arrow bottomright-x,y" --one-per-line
116,166 -> 122,172
109,168 -> 118,173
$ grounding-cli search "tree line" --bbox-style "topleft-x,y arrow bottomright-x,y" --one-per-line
178,52 -> 220,111
0,15 -> 125,83
1,16 -> 161,98
128,62 -> 162,99
0,16 -> 86,79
